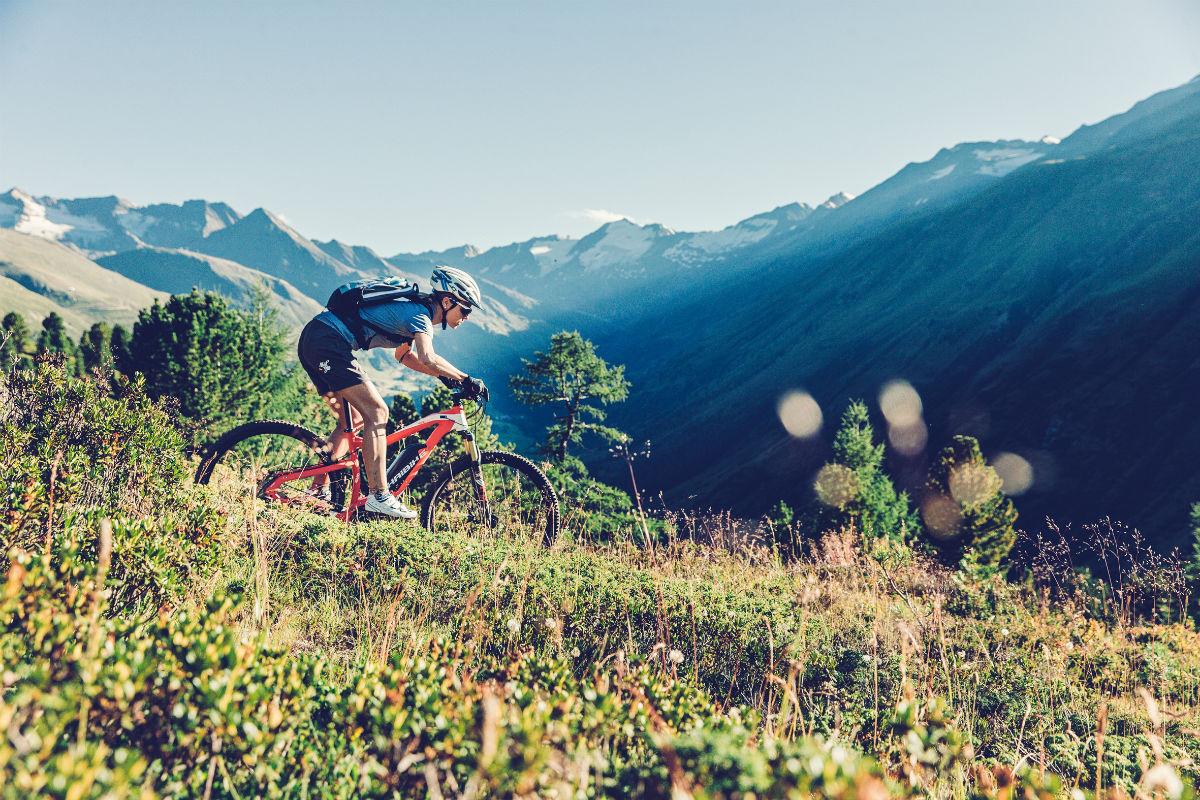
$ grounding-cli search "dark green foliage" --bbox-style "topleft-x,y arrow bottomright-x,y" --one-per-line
389,391 -> 418,427
1190,503 -> 1200,579
422,382 -> 455,417
814,401 -> 920,543
543,454 -> 639,539
766,499 -> 797,554
509,330 -> 631,461
386,391 -> 419,459
110,322 -> 132,372
78,321 -> 113,372
1,360 -> 221,612
1,310 -> 31,369
924,435 -> 1018,573
35,311 -> 79,372
127,290 -> 308,431
921,438 -> 1017,575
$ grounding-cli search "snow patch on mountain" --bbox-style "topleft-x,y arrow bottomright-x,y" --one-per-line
577,220 -> 664,271
820,191 -> 854,209
973,147 -> 1044,177
928,164 -> 956,181
529,237 -> 575,275
2,190 -> 74,241
665,218 -> 779,264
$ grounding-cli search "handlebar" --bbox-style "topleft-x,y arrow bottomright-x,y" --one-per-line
440,375 -> 490,404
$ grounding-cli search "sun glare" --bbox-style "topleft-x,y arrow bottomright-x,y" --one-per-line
993,452 -> 1035,495
777,390 -> 823,439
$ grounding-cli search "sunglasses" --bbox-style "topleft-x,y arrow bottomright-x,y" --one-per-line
450,299 -> 472,318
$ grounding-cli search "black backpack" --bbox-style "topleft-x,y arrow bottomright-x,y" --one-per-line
325,278 -> 433,349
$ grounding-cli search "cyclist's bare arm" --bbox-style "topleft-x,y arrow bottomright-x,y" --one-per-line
396,333 -> 468,381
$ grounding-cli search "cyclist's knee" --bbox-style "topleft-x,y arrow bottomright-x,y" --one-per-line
360,402 -> 389,431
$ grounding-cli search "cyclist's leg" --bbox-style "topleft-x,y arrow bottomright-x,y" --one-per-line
311,393 -> 360,491
335,381 -> 390,494
297,318 -> 374,490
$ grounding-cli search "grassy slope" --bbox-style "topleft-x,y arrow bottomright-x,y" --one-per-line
0,229 -> 165,333
204,486 -> 1200,790
4,360 -> 1198,796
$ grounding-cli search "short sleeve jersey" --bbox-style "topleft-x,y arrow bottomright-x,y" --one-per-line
316,299 -> 433,350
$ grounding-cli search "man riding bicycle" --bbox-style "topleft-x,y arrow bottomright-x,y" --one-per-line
297,266 -> 487,519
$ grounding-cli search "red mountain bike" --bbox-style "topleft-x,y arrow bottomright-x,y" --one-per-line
194,386 -> 559,546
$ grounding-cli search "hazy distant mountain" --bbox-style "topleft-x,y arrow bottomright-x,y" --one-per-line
95,247 -> 322,328
313,239 -> 396,273
0,190 -> 241,255
188,208 -> 357,296
387,201 -> 829,307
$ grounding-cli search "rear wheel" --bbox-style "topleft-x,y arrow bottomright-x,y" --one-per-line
420,450 -> 559,546
194,420 -> 347,512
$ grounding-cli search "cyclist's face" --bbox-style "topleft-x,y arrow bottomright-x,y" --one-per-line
443,298 -> 469,329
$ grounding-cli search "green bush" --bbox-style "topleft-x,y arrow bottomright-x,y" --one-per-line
1,360 -> 221,612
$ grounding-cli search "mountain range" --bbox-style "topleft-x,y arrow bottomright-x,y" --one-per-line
2,74 -> 1198,546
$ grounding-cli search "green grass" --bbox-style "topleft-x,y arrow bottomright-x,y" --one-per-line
6,361 -> 1200,798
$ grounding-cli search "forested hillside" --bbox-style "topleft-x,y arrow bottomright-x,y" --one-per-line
582,87 -> 1200,549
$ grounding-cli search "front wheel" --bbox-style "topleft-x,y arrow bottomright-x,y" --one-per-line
421,450 -> 559,547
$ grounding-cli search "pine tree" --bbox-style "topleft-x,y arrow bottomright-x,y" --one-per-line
110,324 -> 132,374
79,322 -> 113,372
35,312 -> 80,372
127,290 -> 293,430
924,435 -> 1018,573
509,331 -> 630,461
422,384 -> 455,418
1,311 -> 32,369
390,392 -> 419,426
815,401 -> 920,542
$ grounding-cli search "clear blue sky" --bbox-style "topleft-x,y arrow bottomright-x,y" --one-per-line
2,1 -> 1198,253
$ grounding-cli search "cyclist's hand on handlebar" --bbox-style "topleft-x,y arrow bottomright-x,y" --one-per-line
461,375 -> 489,402
438,375 -> 461,390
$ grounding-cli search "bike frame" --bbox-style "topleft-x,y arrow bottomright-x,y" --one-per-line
260,402 -> 479,523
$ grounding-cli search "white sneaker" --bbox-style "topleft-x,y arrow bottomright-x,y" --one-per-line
365,491 -> 417,520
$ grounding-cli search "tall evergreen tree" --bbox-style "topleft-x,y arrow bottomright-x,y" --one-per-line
35,312 -> 80,372
815,401 -> 920,542
509,331 -> 630,461
127,290 -> 292,429
390,392 -> 419,427
1,311 -> 32,369
110,324 -> 132,374
79,322 -> 113,372
924,435 -> 1018,573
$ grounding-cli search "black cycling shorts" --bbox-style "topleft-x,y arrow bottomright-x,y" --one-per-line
297,318 -> 368,395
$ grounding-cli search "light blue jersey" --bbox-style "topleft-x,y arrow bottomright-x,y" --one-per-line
316,298 -> 433,350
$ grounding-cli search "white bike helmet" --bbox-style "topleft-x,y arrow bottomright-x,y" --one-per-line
430,266 -> 483,310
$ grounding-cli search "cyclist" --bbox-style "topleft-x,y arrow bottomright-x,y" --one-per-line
297,266 -> 487,518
